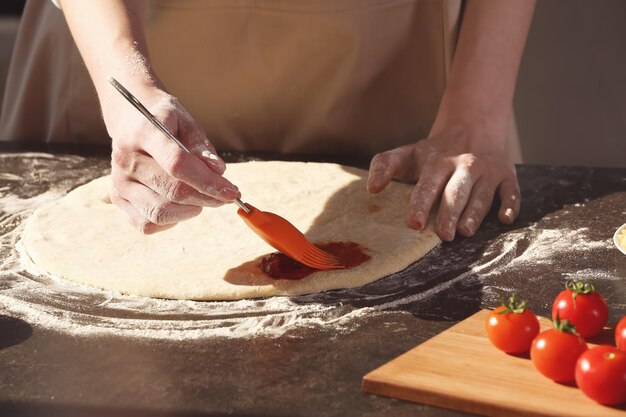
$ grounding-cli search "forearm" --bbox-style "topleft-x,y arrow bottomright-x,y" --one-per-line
433,0 -> 536,149
58,0 -> 160,97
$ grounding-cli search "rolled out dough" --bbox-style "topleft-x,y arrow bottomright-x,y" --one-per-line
22,161 -> 440,300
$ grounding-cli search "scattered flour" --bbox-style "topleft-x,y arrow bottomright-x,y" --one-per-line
482,225 -> 612,271
0,191 -> 64,215
4,214 -> 375,340
0,154 -> 377,340
0,153 -> 621,340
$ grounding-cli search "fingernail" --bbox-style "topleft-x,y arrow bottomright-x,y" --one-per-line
202,150 -> 219,161
367,175 -> 382,192
504,208 -> 514,223
411,211 -> 425,229
441,221 -> 455,241
201,150 -> 226,174
218,187 -> 239,200
461,217 -> 476,236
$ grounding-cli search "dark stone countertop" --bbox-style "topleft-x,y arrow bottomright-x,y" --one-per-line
0,144 -> 624,417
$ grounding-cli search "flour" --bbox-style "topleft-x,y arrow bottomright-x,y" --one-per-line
482,225 -> 612,272
0,153 -> 620,340
477,223 -> 619,308
0,191 -> 63,215
0,154 -> 378,340
4,220 -> 376,340
563,268 -> 622,282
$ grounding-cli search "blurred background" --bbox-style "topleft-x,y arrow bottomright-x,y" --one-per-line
0,0 -> 624,168
514,0 -> 626,168
0,1 -> 21,113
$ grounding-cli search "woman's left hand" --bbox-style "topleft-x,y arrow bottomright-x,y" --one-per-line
368,0 -> 535,241
367,126 -> 520,241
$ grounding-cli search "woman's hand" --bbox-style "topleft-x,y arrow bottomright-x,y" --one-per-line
367,126 -> 520,241
58,0 -> 241,234
103,83 -> 240,234
367,0 -> 534,241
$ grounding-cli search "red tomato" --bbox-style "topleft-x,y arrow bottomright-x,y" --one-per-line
530,318 -> 588,382
617,316 -> 626,351
575,345 -> 626,405
486,296 -> 540,353
551,281 -> 608,338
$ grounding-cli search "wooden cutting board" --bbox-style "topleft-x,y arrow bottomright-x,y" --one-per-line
362,309 -> 626,417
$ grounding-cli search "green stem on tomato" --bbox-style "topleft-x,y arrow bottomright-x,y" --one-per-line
553,314 -> 579,336
497,294 -> 528,314
566,280 -> 596,307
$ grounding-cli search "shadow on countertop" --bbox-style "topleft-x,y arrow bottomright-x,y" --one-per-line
0,315 -> 31,350
0,401 -> 288,417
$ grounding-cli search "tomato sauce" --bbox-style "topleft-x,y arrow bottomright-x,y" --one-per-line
260,241 -> 370,280
367,203 -> 382,214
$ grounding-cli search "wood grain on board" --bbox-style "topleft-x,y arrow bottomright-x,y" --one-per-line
362,309 -> 626,417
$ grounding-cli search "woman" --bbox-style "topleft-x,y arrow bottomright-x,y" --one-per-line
0,0 -> 535,240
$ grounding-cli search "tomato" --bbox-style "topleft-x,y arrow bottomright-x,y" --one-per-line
551,281 -> 608,338
530,317 -> 588,382
617,316 -> 626,351
486,295 -> 540,354
575,345 -> 626,405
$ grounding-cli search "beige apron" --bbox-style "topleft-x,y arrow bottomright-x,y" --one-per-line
0,0 -> 521,160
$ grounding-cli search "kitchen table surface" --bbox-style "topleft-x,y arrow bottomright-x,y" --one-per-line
0,143 -> 624,417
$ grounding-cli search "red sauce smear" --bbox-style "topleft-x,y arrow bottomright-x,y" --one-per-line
367,203 -> 382,214
260,241 -> 371,280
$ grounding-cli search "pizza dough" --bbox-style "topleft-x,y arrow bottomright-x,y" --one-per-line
21,161 -> 440,300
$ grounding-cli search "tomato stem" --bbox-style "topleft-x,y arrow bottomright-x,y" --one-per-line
566,280 -> 595,295
565,281 -> 595,307
498,294 -> 528,314
553,314 -> 579,335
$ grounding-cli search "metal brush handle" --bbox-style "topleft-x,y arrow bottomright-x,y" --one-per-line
108,77 -> 251,214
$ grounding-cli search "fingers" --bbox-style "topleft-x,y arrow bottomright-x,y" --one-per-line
189,141 -> 226,175
111,147 -> 225,207
110,194 -> 175,235
435,166 -> 479,241
110,177 -> 202,235
138,134 -> 240,202
457,178 -> 496,237
153,97 -> 227,176
105,90 -> 234,233
184,126 -> 227,175
381,127 -> 521,239
440,171 -> 520,239
497,176 -> 521,225
367,145 -> 416,193
406,153 -> 520,241
407,158 -> 453,231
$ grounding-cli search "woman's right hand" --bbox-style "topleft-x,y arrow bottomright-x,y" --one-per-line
58,0 -> 239,233
61,0 -> 240,233
103,82 -> 240,234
